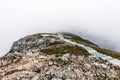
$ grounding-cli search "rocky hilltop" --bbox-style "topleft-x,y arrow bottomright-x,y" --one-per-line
0,33 -> 120,80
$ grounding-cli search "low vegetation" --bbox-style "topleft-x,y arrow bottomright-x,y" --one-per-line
62,32 -> 120,60
40,45 -> 90,56
91,46 -> 120,60
62,32 -> 97,46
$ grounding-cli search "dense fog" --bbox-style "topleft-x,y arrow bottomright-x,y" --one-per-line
0,0 -> 120,56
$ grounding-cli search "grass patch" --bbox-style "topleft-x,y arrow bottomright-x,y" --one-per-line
62,32 -> 97,46
40,45 -> 90,56
49,41 -> 64,46
91,46 -> 120,60
62,32 -> 120,60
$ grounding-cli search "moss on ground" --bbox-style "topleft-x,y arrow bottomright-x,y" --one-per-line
40,45 -> 90,56
49,41 -> 64,46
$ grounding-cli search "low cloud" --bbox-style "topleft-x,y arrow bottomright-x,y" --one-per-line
0,0 -> 120,56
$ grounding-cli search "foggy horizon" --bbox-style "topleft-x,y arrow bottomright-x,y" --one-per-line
0,0 -> 120,56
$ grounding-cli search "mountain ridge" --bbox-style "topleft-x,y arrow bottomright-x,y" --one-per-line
0,32 -> 120,80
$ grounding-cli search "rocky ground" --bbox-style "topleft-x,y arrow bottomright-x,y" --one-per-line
0,52 -> 120,80
0,33 -> 120,80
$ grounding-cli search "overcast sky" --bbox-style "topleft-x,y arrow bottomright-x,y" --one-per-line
0,0 -> 120,56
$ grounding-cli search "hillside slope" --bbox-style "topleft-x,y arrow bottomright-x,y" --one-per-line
62,32 -> 120,60
0,33 -> 120,80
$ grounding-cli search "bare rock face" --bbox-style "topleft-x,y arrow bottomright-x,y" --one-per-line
0,33 -> 120,80
9,33 -> 63,53
0,53 -> 22,67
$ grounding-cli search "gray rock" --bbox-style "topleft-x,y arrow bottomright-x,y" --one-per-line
60,53 -> 70,61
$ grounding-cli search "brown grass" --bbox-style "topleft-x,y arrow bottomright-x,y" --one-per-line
62,32 -> 120,60
40,45 -> 90,56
